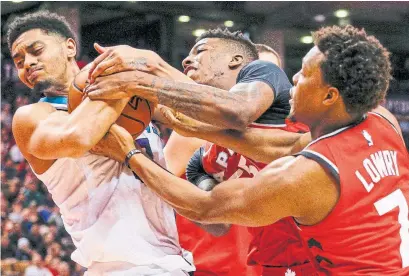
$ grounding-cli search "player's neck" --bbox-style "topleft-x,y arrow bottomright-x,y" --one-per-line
44,62 -> 80,98
310,112 -> 364,140
208,72 -> 237,91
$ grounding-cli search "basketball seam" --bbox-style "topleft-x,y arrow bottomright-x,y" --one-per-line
72,81 -> 82,92
120,112 -> 147,133
145,99 -> 152,117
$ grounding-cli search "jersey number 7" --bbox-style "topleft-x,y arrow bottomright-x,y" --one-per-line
374,188 -> 409,268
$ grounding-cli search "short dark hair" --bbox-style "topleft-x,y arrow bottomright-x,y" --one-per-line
313,25 -> 391,115
7,11 -> 77,51
197,28 -> 258,63
255,44 -> 282,67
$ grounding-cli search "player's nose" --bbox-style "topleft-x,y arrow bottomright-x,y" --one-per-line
182,55 -> 193,69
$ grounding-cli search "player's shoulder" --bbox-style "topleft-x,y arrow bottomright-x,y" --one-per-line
12,102 -> 58,134
14,102 -> 55,123
241,59 -> 281,73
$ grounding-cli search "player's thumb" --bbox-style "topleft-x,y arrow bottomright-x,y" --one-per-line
159,106 -> 176,123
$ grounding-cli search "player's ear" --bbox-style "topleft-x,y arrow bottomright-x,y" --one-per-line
323,86 -> 340,107
228,54 -> 244,69
66,38 -> 77,59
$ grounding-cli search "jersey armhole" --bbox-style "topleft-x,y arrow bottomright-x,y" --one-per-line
369,112 -> 400,136
294,149 -> 340,184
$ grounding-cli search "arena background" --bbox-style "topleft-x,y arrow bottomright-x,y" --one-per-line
1,1 -> 408,275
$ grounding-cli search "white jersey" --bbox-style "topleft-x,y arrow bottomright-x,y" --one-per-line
33,121 -> 194,275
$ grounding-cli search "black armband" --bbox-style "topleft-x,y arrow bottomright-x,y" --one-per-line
186,147 -> 214,186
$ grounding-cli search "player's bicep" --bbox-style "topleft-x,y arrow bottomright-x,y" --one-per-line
229,81 -> 274,124
29,111 -> 85,159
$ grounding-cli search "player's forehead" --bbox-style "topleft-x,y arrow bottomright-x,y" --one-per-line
11,29 -> 58,57
191,38 -> 221,52
302,46 -> 325,70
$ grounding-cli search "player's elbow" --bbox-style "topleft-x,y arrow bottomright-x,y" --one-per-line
65,127 -> 96,157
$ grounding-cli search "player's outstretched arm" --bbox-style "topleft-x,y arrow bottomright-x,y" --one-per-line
91,124 -> 338,227
160,107 -> 311,163
12,97 -> 129,160
86,44 -> 273,131
86,70 -> 274,131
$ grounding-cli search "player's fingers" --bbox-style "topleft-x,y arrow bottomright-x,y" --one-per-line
89,59 -> 117,81
86,90 -> 104,100
94,42 -> 117,53
99,64 -> 125,77
93,42 -> 107,54
159,106 -> 177,124
88,49 -> 113,81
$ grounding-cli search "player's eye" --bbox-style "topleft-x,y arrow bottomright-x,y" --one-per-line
33,48 -> 43,56
16,60 -> 24,68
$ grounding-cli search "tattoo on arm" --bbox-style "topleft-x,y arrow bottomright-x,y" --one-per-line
153,78 -> 263,128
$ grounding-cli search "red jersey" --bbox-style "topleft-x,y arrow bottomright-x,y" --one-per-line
201,120 -> 316,276
296,112 -> 409,275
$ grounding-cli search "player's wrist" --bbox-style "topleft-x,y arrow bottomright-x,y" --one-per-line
125,148 -> 142,168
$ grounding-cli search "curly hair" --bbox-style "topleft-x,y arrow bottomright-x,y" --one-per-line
7,11 -> 77,51
197,28 -> 258,63
313,25 -> 391,115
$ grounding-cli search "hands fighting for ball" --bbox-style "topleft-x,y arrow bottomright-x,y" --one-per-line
84,43 -> 162,101
84,42 -> 206,164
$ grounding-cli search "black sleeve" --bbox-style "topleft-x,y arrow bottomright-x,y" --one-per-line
236,60 -> 291,99
186,147 -> 214,186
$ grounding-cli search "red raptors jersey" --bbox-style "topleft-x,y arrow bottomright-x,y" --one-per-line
296,112 -> 409,275
202,121 -> 315,275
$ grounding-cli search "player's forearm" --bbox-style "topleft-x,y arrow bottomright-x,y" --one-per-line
128,75 -> 248,130
192,127 -> 308,163
28,98 -> 129,159
129,153 -> 212,220
66,97 -> 129,150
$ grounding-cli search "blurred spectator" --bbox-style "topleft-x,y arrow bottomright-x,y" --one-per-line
1,234 -> 17,259
44,256 -> 61,276
72,263 -> 87,276
23,180 -> 45,208
24,253 -> 52,276
8,201 -> 24,223
9,143 -> 24,163
16,237 -> 32,261
57,261 -> 71,276
1,102 -> 13,128
15,94 -> 29,109
3,177 -> 21,204
27,224 -> 45,255
47,206 -> 65,229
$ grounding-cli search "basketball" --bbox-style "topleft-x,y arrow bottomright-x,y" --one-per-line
68,67 -> 154,138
